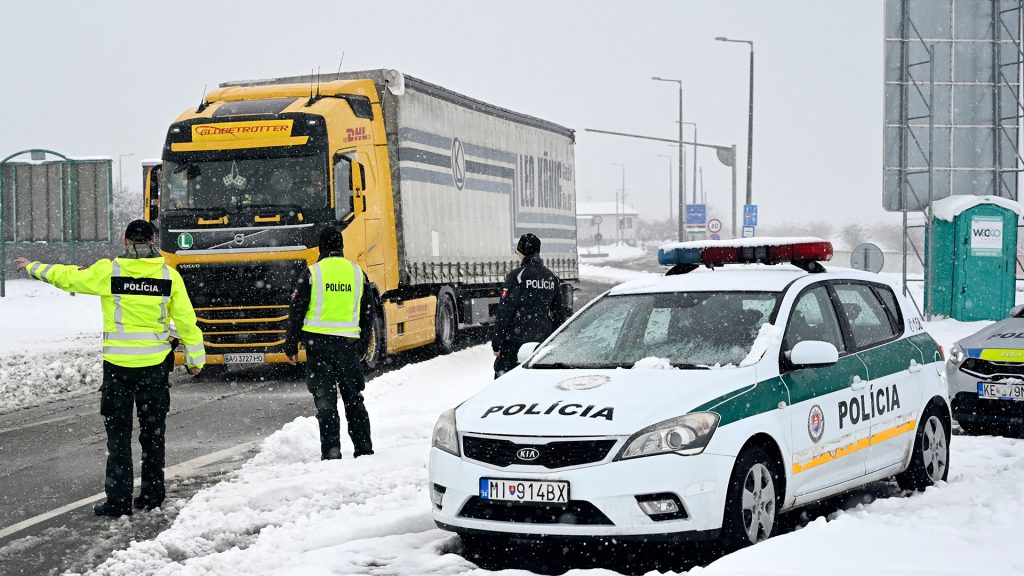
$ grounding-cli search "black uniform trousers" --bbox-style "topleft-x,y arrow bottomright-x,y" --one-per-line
303,332 -> 373,459
100,360 -> 170,507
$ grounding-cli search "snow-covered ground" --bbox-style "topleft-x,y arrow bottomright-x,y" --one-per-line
578,242 -> 648,264
0,279 -> 104,413
6,262 -> 1024,575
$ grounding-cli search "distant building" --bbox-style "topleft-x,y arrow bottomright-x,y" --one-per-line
576,202 -> 639,245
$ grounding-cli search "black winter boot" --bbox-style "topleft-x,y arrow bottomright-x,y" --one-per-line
94,501 -> 132,517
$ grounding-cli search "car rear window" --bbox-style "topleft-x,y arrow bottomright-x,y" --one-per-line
833,283 -> 899,349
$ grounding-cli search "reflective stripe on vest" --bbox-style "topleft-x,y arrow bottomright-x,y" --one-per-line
303,258 -> 363,337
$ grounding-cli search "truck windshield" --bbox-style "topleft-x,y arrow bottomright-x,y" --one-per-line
530,291 -> 781,369
161,156 -> 328,214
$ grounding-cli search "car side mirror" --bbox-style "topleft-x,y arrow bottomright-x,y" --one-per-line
1011,304 -> 1024,318
517,342 -> 540,364
788,340 -> 839,367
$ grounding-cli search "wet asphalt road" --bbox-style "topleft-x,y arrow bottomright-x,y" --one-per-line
0,279 -> 612,576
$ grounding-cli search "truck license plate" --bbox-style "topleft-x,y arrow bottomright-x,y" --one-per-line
479,478 -> 569,503
978,382 -> 1024,401
224,353 -> 265,365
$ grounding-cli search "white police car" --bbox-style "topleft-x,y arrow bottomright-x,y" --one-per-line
429,239 -> 950,550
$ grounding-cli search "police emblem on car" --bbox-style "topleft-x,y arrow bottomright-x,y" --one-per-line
430,238 -> 951,550
807,404 -> 825,443
516,447 -> 540,461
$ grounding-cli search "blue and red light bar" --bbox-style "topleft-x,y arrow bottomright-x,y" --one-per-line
658,238 -> 833,271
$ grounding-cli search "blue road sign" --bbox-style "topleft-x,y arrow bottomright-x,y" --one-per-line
686,204 -> 707,226
743,205 -> 758,227
710,233 -> 721,240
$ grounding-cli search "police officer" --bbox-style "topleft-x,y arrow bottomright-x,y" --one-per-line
285,227 -> 374,460
14,220 -> 205,517
492,233 -> 570,378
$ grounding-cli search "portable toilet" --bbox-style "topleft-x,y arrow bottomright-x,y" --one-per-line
927,196 -> 1022,321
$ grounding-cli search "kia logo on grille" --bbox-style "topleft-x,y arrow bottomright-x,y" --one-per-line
516,447 -> 540,461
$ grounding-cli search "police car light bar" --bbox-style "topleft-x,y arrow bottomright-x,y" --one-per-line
658,238 -> 833,275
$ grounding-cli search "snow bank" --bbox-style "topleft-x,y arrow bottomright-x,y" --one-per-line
578,242 -> 647,264
80,346 -> 498,576
698,435 -> 1024,576
0,279 -> 104,412
578,264 -> 656,285
932,195 -> 1023,222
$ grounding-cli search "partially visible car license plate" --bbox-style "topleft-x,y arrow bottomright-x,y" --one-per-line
224,353 -> 265,365
479,478 -> 569,503
978,382 -> 1024,401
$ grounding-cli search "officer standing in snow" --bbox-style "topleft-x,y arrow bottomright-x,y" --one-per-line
285,227 -> 374,460
14,220 -> 205,517
492,233 -> 570,378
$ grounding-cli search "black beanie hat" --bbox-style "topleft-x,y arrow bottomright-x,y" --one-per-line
124,220 -> 156,242
318,226 -> 344,254
516,233 -> 541,257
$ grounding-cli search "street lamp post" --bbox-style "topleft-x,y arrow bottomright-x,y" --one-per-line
715,37 -> 754,207
683,122 -> 698,204
656,153 -> 673,222
117,153 -> 135,196
611,162 -> 625,244
651,76 -> 687,241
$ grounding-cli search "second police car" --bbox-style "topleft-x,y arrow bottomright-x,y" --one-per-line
429,238 -> 950,550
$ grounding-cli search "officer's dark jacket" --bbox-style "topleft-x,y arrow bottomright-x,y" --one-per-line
285,252 -> 374,358
491,256 -> 569,352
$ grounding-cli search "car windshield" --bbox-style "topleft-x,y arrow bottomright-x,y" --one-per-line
530,291 -> 781,369
161,156 -> 328,214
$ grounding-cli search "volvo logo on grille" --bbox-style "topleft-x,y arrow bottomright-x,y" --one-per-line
234,233 -> 245,245
516,447 -> 540,461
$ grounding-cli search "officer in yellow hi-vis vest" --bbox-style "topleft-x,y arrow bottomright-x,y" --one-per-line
14,220 -> 205,517
285,227 -> 374,460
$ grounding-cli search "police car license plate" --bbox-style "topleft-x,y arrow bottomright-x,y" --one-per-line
223,353 -> 265,365
480,478 -> 569,503
978,382 -> 1024,401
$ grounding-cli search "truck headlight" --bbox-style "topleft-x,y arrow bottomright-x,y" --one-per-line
948,344 -> 965,366
616,412 -> 720,460
431,409 -> 459,456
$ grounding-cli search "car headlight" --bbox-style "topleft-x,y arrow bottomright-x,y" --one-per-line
431,408 -> 459,456
948,344 -> 965,366
616,412 -> 720,460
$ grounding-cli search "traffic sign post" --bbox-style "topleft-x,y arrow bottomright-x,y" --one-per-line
743,204 -> 758,227
707,219 -> 723,235
686,204 -> 707,227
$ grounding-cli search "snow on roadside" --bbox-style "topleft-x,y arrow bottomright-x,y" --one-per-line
0,279 -> 104,413
577,242 -> 647,264
80,346 -> 498,576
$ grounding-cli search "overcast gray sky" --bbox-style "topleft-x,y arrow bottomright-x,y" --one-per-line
0,0 -> 892,229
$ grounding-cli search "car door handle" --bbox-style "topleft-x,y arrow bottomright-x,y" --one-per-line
909,359 -> 922,373
850,376 -> 867,391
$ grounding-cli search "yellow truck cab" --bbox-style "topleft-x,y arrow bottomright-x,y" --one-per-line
146,69 -> 577,369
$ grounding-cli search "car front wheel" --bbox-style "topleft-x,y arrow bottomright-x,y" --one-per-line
721,446 -> 781,551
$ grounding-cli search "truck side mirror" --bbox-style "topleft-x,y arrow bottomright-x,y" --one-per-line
1011,304 -> 1024,318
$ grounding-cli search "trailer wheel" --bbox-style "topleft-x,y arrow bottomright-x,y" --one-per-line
434,292 -> 458,354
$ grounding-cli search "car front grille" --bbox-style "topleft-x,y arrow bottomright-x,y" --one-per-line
960,358 -> 1024,380
458,497 -> 613,525
462,435 -> 618,469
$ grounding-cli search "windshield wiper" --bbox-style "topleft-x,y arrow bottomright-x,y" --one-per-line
671,363 -> 713,370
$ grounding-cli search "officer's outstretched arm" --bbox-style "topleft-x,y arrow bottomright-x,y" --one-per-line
25,260 -> 112,296
168,271 -> 205,370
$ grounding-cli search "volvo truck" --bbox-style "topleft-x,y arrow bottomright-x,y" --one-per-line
145,69 -> 577,369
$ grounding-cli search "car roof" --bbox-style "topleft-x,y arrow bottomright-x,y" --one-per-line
608,264 -> 892,296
